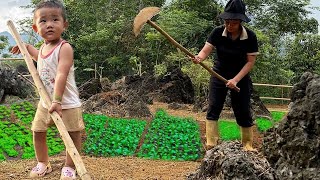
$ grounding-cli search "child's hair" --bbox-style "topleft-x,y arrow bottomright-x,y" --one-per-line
34,0 -> 67,21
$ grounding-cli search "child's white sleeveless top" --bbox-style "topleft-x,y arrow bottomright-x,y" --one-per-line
37,40 -> 81,109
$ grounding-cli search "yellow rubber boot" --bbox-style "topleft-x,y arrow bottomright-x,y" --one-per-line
241,126 -> 257,152
206,120 -> 219,150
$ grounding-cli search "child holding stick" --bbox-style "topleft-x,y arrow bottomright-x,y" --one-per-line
11,0 -> 84,179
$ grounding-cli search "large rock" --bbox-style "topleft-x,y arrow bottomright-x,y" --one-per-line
262,72 -> 320,179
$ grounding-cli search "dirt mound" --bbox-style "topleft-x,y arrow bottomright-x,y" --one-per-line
263,72 -> 320,179
82,68 -> 195,119
0,67 -> 32,103
154,68 -> 194,104
82,90 -> 152,119
78,78 -> 102,100
187,141 -> 277,180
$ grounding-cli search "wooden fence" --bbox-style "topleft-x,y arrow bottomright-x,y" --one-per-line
253,83 -> 293,104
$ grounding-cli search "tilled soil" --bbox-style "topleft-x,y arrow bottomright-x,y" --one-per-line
0,155 -> 200,180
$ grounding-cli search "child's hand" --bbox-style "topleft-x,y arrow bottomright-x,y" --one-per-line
49,102 -> 62,117
10,44 -> 30,55
10,45 -> 22,54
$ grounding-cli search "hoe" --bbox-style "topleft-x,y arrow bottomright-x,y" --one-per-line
133,7 -> 240,92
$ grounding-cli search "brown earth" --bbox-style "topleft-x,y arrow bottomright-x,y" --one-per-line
0,156 -> 200,180
0,102 -> 288,180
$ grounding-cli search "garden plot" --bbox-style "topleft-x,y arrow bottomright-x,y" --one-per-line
0,102 -> 63,161
0,102 -> 203,162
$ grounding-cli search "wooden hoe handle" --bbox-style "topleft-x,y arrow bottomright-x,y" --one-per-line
147,20 -> 240,92
7,20 -> 92,180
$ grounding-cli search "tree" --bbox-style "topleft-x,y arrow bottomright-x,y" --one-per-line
284,33 -> 320,83
246,0 -> 318,36
20,0 -> 320,89
62,0 -> 166,81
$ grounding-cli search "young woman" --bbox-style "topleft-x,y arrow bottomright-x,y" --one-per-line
192,0 -> 259,151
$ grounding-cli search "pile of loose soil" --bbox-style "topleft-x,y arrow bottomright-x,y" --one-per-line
0,67 -> 32,102
82,90 -> 153,119
187,141 -> 277,180
82,68 -> 194,119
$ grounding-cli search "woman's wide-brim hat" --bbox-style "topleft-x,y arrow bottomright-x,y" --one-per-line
218,0 -> 251,23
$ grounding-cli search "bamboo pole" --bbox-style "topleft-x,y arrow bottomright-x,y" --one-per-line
7,20 -> 92,180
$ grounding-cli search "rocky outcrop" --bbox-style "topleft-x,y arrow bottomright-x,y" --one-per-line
263,72 -> 320,179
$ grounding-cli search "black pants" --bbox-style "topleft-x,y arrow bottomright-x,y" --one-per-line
206,76 -> 253,127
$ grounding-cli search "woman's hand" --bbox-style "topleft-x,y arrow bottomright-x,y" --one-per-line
226,79 -> 238,90
191,55 -> 202,64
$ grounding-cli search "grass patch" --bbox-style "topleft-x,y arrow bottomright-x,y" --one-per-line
218,121 -> 240,141
255,119 -> 273,132
271,111 -> 286,122
255,111 -> 287,132
219,111 -> 287,139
